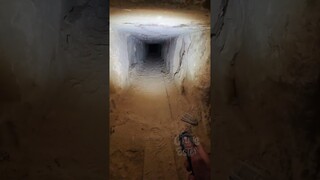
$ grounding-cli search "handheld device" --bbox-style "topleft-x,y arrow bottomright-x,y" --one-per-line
179,131 -> 196,176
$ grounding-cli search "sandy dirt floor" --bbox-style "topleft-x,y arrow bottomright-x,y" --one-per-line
110,57 -> 198,179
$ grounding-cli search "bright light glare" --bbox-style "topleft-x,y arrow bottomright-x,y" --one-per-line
110,8 -> 210,90
110,8 -> 209,27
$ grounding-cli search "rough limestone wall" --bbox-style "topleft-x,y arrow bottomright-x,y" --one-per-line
0,0 -> 72,106
110,30 -> 148,93
0,0 -> 81,178
180,31 -> 211,145
0,0 -> 69,149
162,38 -> 178,73
110,30 -> 130,93
127,36 -> 146,66
164,30 -> 211,145
212,0 -> 320,179
166,31 -> 210,99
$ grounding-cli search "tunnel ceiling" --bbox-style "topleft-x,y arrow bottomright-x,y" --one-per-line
110,8 -> 210,42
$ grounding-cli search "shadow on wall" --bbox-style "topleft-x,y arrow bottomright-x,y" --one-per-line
212,0 -> 320,179
0,0 -> 109,178
0,55 -> 21,103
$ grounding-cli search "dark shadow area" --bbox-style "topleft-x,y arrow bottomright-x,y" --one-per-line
0,0 -> 109,179
147,44 -> 162,57
145,43 -> 164,63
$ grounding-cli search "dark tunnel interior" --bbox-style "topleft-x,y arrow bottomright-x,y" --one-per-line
147,44 -> 162,57
145,43 -> 163,63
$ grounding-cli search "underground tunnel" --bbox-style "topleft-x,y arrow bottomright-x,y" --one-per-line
110,7 -> 211,179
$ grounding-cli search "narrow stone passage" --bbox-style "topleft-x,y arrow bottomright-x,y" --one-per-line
110,56 -> 188,179
109,4 -> 211,180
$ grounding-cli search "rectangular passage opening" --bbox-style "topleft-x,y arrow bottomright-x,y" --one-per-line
145,43 -> 163,63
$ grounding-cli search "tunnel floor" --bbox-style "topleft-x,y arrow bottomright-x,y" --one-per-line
131,56 -> 165,78
110,56 -> 193,179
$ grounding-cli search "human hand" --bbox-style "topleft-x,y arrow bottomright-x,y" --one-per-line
184,144 -> 210,180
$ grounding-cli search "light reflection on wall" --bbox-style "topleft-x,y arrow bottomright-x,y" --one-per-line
110,8 -> 210,93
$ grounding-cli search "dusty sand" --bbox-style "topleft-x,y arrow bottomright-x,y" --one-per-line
110,58 -> 206,179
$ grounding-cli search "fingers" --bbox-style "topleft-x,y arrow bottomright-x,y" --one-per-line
196,145 -> 210,166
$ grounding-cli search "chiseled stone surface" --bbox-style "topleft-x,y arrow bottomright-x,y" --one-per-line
0,0 -> 108,179
212,0 -> 320,179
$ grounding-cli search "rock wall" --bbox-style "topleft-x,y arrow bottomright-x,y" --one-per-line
0,0 -> 109,179
0,0 -> 78,152
0,0 -> 71,105
127,36 -> 146,66
110,29 -> 149,93
162,30 -> 211,144
110,30 -> 130,92
212,0 -> 320,179
162,38 -> 177,72
162,31 -> 210,95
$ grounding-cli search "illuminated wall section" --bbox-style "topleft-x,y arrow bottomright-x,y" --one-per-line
110,8 -> 210,96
